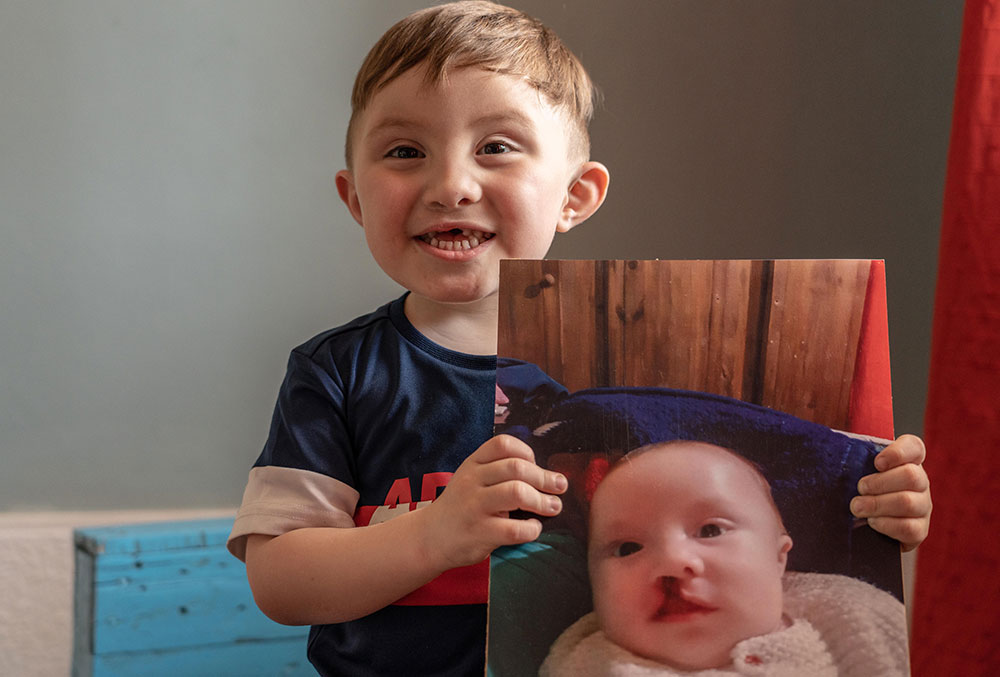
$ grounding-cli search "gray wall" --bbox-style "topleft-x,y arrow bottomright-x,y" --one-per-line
0,1 -> 961,510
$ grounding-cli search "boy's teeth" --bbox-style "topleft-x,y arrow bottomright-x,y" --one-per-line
421,230 -> 493,251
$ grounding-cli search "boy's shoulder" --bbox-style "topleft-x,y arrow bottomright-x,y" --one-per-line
292,296 -> 403,361
285,293 -> 495,395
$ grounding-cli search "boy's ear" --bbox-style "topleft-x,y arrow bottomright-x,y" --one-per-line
557,161 -> 610,233
336,170 -> 365,227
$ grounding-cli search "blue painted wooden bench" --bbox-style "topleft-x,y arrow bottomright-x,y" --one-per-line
73,518 -> 312,676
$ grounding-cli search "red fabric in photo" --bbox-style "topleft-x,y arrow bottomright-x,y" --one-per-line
847,260 -> 894,439
911,0 -> 1000,673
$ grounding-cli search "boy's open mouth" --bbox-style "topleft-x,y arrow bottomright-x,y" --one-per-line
653,577 -> 716,620
418,228 -> 494,251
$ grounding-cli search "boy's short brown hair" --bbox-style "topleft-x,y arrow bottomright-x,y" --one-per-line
345,0 -> 597,166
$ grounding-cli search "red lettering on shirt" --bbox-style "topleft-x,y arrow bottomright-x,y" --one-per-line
383,477 -> 413,506
349,471 -> 488,605
420,472 -> 452,501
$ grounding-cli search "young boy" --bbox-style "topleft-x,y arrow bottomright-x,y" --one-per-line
227,2 -> 930,675
541,441 -> 907,676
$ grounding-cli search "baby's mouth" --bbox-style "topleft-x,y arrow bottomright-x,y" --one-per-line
654,577 -> 716,620
418,228 -> 494,251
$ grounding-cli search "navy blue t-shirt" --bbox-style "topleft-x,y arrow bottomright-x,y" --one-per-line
229,295 -> 496,676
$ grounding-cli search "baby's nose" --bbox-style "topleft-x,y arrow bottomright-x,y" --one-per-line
654,538 -> 705,578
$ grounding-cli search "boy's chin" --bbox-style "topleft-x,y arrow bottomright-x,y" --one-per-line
409,285 -> 500,307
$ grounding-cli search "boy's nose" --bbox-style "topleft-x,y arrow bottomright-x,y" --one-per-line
424,158 -> 482,209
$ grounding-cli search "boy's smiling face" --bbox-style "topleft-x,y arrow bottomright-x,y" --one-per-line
588,442 -> 793,670
336,66 -> 604,311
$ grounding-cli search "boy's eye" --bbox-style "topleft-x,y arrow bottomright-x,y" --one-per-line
613,541 -> 643,558
479,141 -> 511,155
385,146 -> 423,159
697,524 -> 725,538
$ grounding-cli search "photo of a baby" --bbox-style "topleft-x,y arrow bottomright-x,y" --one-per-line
541,441 -> 906,676
486,259 -> 909,677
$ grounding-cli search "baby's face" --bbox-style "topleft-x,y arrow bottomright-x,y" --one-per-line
588,442 -> 792,670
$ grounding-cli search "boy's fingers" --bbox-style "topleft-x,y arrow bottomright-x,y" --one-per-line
488,514 -> 543,545
479,456 -> 567,494
471,434 -> 536,465
481,480 -> 563,517
858,463 -> 929,496
851,490 -> 931,519
874,434 -> 926,471
864,516 -> 929,551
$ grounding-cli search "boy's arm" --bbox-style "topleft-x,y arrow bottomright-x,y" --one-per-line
850,433 -> 931,551
245,434 -> 566,625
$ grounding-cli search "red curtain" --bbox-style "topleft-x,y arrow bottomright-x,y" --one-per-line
910,1 -> 1000,673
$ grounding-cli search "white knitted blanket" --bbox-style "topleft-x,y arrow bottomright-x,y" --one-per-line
539,572 -> 908,677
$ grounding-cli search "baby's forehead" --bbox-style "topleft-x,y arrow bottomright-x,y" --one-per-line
597,441 -> 781,514
624,440 -> 757,476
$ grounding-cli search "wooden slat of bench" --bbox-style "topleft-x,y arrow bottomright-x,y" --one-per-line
90,636 -> 310,677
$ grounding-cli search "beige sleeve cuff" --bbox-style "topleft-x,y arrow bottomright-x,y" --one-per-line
227,465 -> 360,561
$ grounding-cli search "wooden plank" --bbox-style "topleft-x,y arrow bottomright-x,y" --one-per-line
624,259 -> 710,389
498,260 -> 604,392
92,574 -> 303,654
91,545 -> 243,585
549,260 -> 602,392
605,260 -> 626,387
761,259 -> 869,428
498,260 -> 548,372
90,637 -> 311,677
705,260 -> 752,399
89,549 -> 302,654
76,518 -> 235,556
620,260 -> 751,396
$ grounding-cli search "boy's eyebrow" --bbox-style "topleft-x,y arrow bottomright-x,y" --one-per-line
364,110 -> 539,140
364,117 -> 423,139
471,110 -> 537,129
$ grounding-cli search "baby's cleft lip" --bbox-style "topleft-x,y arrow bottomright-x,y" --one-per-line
654,578 -> 717,620
417,227 -> 495,252
655,596 -> 715,620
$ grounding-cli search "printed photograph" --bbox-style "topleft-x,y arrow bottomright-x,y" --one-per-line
486,259 -> 908,677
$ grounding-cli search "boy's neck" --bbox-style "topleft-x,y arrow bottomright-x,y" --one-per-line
403,293 -> 499,356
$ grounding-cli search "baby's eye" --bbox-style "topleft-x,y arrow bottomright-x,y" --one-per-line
385,146 -> 423,159
613,542 -> 643,558
697,524 -> 725,538
479,141 -> 511,155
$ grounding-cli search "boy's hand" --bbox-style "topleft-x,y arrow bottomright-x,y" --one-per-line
421,434 -> 567,570
850,434 -> 931,551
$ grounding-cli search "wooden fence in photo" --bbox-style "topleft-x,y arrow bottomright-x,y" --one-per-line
498,259 -> 874,431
